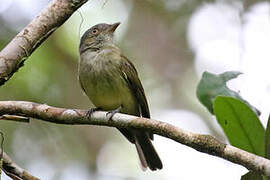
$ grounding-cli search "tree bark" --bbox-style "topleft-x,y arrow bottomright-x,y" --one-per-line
0,0 -> 88,85
2,151 -> 39,180
0,100 -> 270,177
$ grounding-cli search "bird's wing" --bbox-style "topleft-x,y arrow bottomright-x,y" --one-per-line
120,55 -> 151,119
120,55 -> 153,140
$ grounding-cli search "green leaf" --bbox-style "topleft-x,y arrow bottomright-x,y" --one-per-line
241,171 -> 262,180
265,115 -> 270,180
213,96 -> 265,156
265,115 -> 270,159
197,71 -> 260,115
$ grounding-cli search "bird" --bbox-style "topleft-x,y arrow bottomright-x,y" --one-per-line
78,22 -> 162,171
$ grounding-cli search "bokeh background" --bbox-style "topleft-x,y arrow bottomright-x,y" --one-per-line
0,0 -> 270,179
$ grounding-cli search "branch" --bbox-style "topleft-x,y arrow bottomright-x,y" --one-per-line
2,151 -> 39,180
0,115 -> 29,123
0,101 -> 270,176
0,0 -> 88,86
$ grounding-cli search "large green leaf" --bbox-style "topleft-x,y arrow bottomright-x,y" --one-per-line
213,96 -> 265,156
197,71 -> 260,115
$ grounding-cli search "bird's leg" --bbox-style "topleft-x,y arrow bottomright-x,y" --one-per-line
86,107 -> 102,118
106,105 -> 122,120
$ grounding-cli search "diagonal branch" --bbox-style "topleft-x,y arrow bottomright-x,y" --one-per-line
0,101 -> 270,177
3,151 -> 40,180
0,0 -> 88,86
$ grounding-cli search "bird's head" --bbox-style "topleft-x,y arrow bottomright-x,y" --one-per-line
79,22 -> 120,54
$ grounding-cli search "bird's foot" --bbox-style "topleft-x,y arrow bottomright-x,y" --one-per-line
86,107 -> 101,119
106,106 -> 122,120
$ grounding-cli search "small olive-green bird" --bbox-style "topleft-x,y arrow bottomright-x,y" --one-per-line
78,22 -> 162,171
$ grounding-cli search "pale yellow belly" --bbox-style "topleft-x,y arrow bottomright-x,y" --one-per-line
80,70 -> 139,116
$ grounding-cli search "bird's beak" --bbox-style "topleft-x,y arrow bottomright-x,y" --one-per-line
107,22 -> 120,33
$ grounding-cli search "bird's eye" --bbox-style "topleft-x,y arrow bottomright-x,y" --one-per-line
91,29 -> 98,34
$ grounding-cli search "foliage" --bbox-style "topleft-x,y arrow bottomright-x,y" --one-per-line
213,96 -> 264,156
197,71 -> 260,116
197,71 -> 270,179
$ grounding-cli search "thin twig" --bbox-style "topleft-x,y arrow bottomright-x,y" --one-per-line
0,115 -> 29,123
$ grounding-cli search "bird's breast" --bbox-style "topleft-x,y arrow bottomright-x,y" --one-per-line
79,51 -> 137,113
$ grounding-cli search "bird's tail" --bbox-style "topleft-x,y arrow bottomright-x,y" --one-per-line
134,133 -> 163,171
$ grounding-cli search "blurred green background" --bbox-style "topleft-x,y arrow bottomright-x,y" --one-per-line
0,0 -> 269,179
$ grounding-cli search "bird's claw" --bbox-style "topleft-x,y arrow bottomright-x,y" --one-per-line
106,106 -> 122,120
86,107 -> 101,119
